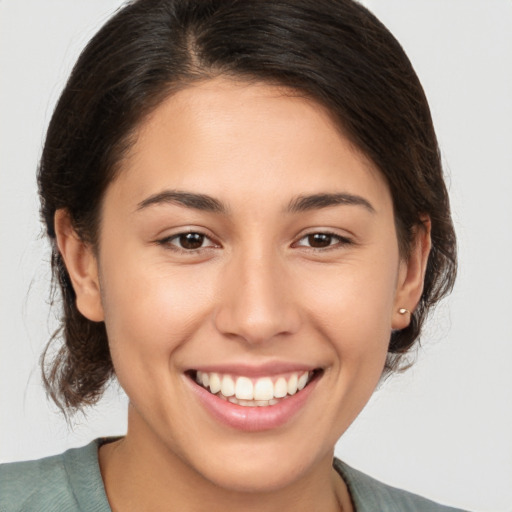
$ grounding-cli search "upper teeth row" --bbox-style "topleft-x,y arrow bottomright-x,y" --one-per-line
196,371 -> 311,401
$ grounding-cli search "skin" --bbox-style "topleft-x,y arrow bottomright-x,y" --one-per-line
55,77 -> 430,512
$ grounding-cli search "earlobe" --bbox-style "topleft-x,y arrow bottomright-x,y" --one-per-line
54,209 -> 104,322
392,217 -> 431,330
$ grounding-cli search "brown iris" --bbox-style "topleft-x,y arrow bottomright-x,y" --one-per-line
307,233 -> 334,248
178,233 -> 205,249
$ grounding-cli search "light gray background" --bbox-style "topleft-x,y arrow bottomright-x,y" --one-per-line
1,1 -> 511,511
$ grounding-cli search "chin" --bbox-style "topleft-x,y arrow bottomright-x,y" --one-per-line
192,449 -> 320,494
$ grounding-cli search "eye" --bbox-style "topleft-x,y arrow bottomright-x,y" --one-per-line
294,232 -> 351,249
158,231 -> 218,251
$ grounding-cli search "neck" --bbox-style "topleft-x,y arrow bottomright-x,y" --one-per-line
99,408 -> 352,512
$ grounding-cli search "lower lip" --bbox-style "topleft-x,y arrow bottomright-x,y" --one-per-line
186,374 -> 320,432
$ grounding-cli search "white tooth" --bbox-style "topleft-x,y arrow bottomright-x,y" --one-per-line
196,371 -> 202,384
221,375 -> 235,397
287,373 -> 298,395
235,377 -> 254,400
254,377 -> 274,401
297,372 -> 309,391
201,372 -> 210,388
274,377 -> 288,398
209,373 -> 221,394
256,400 -> 269,406
238,399 -> 254,407
228,396 -> 239,404
269,399 -> 279,405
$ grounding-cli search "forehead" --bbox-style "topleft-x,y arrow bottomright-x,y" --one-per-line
111,77 -> 390,212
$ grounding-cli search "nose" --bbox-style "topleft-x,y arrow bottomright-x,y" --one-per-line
213,247 -> 301,345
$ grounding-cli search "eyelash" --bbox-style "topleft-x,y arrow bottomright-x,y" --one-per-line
293,232 -> 353,251
156,230 -> 352,253
156,231 -> 219,253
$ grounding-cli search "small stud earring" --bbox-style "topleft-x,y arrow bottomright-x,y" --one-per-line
398,308 -> 410,315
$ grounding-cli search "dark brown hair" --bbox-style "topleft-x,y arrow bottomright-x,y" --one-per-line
39,0 -> 457,413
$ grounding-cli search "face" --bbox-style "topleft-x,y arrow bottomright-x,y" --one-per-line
63,78 -> 426,493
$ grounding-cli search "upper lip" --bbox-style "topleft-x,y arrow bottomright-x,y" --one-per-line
187,361 -> 321,377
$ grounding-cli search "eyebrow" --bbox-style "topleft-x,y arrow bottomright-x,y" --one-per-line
286,193 -> 375,214
136,190 -> 375,215
136,190 -> 228,214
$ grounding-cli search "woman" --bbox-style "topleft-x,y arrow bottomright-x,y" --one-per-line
0,0 -> 463,510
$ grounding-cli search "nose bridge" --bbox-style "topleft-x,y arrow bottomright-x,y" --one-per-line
214,242 -> 300,344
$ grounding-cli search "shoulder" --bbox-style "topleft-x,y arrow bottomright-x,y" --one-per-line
334,459 -> 470,512
0,440 -> 111,512
0,450 -> 74,512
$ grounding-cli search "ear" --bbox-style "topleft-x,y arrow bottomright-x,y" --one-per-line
54,209 -> 104,322
392,217 -> 431,330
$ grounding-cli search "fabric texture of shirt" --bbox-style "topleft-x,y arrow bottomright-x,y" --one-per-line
0,439 -> 469,511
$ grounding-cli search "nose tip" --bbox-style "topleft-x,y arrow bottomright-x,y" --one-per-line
215,306 -> 292,345
213,256 -> 301,345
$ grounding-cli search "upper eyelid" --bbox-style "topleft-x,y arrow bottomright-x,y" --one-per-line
292,231 -> 354,250
154,229 -> 220,250
294,229 -> 353,241
156,226 -> 216,241
154,228 -> 353,247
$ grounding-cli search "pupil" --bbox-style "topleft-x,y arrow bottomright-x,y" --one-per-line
180,233 -> 204,249
308,233 -> 332,248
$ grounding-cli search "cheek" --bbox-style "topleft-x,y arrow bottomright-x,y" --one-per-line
303,262 -> 397,322
296,255 -> 398,365
98,254 -> 216,383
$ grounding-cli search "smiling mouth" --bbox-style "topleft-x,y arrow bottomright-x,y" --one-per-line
188,369 -> 323,407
